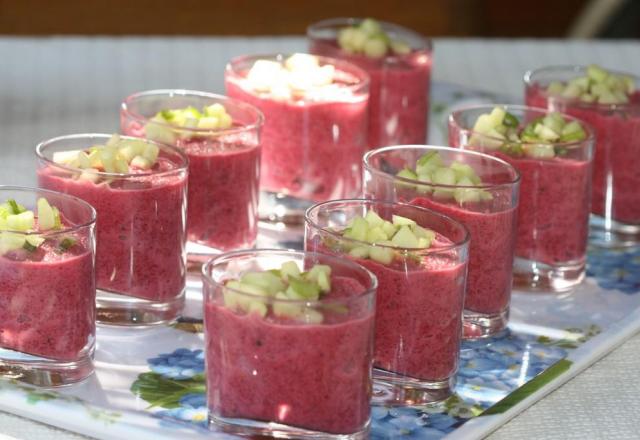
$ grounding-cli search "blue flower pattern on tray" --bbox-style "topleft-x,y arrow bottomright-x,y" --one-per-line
587,246 -> 640,294
137,329 -> 572,439
133,244 -> 628,439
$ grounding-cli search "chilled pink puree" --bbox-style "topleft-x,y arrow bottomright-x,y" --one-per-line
123,122 -> 259,250
527,86 -> 640,224
0,239 -> 94,361
346,236 -> 464,381
205,277 -> 373,434
38,159 -> 186,302
499,153 -> 589,265
409,198 -> 516,315
310,39 -> 431,149
225,74 -> 368,202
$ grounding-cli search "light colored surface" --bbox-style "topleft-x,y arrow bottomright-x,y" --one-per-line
0,37 -> 639,439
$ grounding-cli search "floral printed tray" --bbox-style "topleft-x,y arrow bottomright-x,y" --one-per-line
1,83 -> 640,440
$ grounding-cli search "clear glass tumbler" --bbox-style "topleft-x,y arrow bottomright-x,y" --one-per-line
225,53 -> 369,223
305,199 -> 469,404
449,104 -> 594,291
202,249 -> 376,439
0,186 -> 96,386
36,134 -> 188,326
363,145 -> 520,338
121,89 -> 263,252
525,66 -> 640,246
308,18 -> 432,149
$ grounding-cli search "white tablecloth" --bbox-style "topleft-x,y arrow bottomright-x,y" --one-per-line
1,37 -> 639,439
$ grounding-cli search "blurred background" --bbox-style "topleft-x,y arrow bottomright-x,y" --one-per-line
0,0 -> 638,38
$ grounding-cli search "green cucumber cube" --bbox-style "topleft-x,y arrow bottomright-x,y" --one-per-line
381,220 -> 397,239
366,226 -> 388,243
369,245 -> 395,265
534,124 -> 560,142
273,291 -> 303,318
349,245 -> 370,259
7,211 -> 34,232
364,37 -> 387,58
432,167 -> 457,186
364,210 -> 384,228
412,224 -> 436,243
390,39 -> 411,55
288,276 -> 321,300
546,81 -> 565,95
392,214 -> 416,227
524,144 -> 555,159
280,261 -> 301,280
241,271 -> 286,295
0,232 -> 26,254
344,217 -> 368,242
391,225 -> 420,248
359,18 -> 383,36
144,121 -> 177,146
472,114 -> 494,134
488,107 -> 506,127
37,198 -> 56,231
587,64 -> 608,83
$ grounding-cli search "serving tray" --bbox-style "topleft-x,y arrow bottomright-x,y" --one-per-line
1,82 -> 639,440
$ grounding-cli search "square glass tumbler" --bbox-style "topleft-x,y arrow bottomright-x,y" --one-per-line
0,186 -> 96,386
363,145 -> 520,338
448,104 -> 594,292
202,249 -> 376,439
36,134 -> 188,326
305,198 -> 469,404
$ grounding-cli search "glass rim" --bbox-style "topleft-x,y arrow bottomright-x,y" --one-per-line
305,198 -> 471,253
121,89 -> 265,136
306,17 -> 433,53
225,52 -> 371,95
449,103 -> 596,149
0,185 -> 96,236
202,248 -> 378,306
523,65 -> 640,111
363,145 -> 521,190
36,133 -> 189,179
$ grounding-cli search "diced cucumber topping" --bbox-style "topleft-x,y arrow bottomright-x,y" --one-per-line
337,18 -> 412,58
289,276 -> 321,300
241,271 -> 286,295
150,102 -> 235,135
545,64 -> 634,104
280,261 -> 301,280
468,106 -> 588,159
391,225 -> 420,248
329,209 -> 439,265
223,261 -> 334,321
392,215 -> 416,227
365,210 -> 384,228
368,245 -> 395,265
7,211 -> 34,232
0,232 -> 26,255
37,198 -> 57,230
395,151 -> 492,203
25,235 -> 45,248
52,134 -> 165,178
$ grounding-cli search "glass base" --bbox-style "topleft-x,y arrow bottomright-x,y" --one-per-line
209,414 -> 369,440
463,308 -> 509,339
0,347 -> 94,387
259,191 -> 314,225
590,214 -> 640,248
96,289 -> 185,327
372,369 -> 455,405
513,257 -> 585,292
